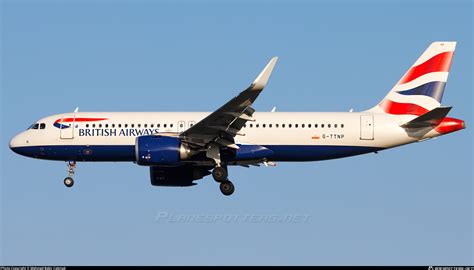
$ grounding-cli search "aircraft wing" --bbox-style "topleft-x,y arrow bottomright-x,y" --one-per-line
180,57 -> 278,148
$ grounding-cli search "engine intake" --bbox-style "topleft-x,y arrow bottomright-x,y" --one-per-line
135,135 -> 192,166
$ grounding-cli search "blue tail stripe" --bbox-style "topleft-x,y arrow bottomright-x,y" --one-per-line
396,81 -> 446,102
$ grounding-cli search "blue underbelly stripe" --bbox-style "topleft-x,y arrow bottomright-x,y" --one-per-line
11,145 -> 384,162
263,145 -> 382,161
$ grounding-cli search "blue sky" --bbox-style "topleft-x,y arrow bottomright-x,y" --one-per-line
1,0 -> 472,265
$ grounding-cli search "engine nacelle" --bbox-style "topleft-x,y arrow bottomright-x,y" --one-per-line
150,166 -> 211,186
135,135 -> 192,166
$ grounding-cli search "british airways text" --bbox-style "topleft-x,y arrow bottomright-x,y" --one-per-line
79,128 -> 160,137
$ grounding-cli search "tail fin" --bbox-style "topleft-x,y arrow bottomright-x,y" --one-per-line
369,42 -> 456,115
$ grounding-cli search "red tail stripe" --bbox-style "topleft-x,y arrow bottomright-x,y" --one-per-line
379,100 -> 429,116
399,51 -> 454,85
435,117 -> 465,134
54,118 -> 108,123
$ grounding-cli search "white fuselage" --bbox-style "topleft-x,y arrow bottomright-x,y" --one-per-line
9,111 -> 443,163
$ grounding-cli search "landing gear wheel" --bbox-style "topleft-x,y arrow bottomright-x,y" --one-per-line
212,166 -> 228,182
64,177 -> 74,188
219,180 -> 234,196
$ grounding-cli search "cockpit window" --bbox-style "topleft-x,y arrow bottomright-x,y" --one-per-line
28,123 -> 45,130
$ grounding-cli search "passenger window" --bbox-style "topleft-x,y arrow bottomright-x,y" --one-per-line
40,123 -> 46,129
170,124 -> 173,128
262,124 -> 266,128
282,124 -> 285,128
112,124 -> 115,128
335,124 -> 338,128
244,124 -> 247,128
269,124 -> 272,128
157,124 -> 160,128
302,124 -> 305,128
315,124 -> 318,128
321,124 -> 325,128
150,124 -> 154,128
328,124 -> 331,128
164,124 -> 167,128
138,124 -> 141,128
276,124 -> 279,128
144,124 -> 148,128
289,124 -> 292,128
249,124 -> 253,128
131,124 -> 135,128
105,124 -> 109,128
308,124 -> 311,128
92,124 -> 96,128
341,124 -> 344,128
118,124 -> 122,128
99,124 -> 102,128
86,124 -> 89,128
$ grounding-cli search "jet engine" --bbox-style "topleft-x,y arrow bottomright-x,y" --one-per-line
149,165 -> 211,186
135,135 -> 193,166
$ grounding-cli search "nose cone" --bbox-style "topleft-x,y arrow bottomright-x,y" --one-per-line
9,132 -> 31,156
9,135 -> 21,153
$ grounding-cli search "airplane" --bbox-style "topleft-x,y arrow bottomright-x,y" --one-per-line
9,41 -> 465,196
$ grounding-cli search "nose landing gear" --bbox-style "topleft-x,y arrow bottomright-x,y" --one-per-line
64,161 -> 76,188
64,177 -> 74,187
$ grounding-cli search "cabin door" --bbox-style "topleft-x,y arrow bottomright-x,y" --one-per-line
360,115 -> 374,140
59,115 -> 75,139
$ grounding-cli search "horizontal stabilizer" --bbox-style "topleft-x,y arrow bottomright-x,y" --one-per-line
401,106 -> 452,128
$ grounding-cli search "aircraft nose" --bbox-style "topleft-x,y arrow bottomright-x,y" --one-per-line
9,132 -> 39,158
9,133 -> 28,154
9,135 -> 20,151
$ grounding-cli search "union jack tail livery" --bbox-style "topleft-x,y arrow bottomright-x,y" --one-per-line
371,41 -> 456,115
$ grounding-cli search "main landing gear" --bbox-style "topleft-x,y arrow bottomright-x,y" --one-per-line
207,143 -> 235,196
64,161 -> 76,188
219,179 -> 235,196
212,166 -> 227,182
212,166 -> 234,196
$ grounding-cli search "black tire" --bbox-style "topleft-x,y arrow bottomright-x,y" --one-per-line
219,181 -> 235,196
64,177 -> 74,188
212,166 -> 228,182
